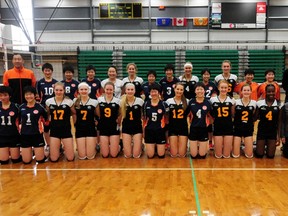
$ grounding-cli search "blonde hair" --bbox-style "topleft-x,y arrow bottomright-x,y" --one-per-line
126,63 -> 138,73
53,82 -> 67,100
120,83 -> 135,119
74,82 -> 91,109
174,82 -> 187,110
183,62 -> 193,79
222,60 -> 232,67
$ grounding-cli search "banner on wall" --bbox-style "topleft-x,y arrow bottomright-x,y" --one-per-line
156,18 -> 171,26
193,17 -> 208,26
172,18 -> 187,26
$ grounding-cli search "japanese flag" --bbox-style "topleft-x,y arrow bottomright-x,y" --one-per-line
172,18 -> 187,26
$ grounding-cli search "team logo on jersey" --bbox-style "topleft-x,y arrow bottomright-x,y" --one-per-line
226,103 -> 230,105
92,83 -> 97,87
87,106 -> 91,109
71,84 -> 76,87
9,111 -> 15,116
100,103 -> 105,107
170,105 -> 174,109
158,109 -> 162,114
134,106 -> 138,109
172,84 -> 176,88
33,110 -> 39,114
249,107 -> 253,110
202,106 -> 207,110
63,105 -> 67,108
112,104 -> 115,107
274,107 -> 278,110
209,86 -> 213,90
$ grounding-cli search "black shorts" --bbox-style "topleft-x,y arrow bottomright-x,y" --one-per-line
213,124 -> 234,136
207,124 -> 213,133
144,128 -> 166,144
44,124 -> 50,133
122,125 -> 142,135
21,134 -> 45,148
50,126 -> 72,139
75,126 -> 97,138
168,124 -> 188,136
257,129 -> 277,140
189,127 -> 209,141
0,135 -> 21,148
234,126 -> 253,138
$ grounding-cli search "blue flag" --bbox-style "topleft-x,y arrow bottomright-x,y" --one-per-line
156,18 -> 171,26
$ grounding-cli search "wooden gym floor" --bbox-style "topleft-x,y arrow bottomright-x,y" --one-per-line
0,146 -> 288,216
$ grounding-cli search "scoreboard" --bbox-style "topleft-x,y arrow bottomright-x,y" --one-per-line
99,3 -> 142,19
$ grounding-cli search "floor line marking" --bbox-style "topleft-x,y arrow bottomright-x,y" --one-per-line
1,167 -> 288,171
189,157 -> 202,216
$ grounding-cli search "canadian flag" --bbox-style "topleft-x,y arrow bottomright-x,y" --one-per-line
172,18 -> 187,26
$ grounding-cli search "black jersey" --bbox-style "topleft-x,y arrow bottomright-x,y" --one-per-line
203,81 -> 218,99
142,82 -> 161,102
179,75 -> 199,99
256,99 -> 280,133
46,97 -> 73,129
19,103 -> 47,135
0,102 -> 19,136
81,78 -> 102,99
234,99 -> 256,130
73,98 -> 98,129
166,98 -> 189,129
159,77 -> 179,101
210,96 -> 235,128
214,74 -> 237,97
61,79 -> 79,100
143,100 -> 168,130
36,78 -> 58,105
122,77 -> 143,97
122,97 -> 144,130
188,98 -> 211,128
98,96 -> 120,130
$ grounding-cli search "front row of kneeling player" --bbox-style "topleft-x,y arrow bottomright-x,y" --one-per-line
0,80 -> 285,164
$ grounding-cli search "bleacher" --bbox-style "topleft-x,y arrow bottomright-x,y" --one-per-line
77,49 -> 285,83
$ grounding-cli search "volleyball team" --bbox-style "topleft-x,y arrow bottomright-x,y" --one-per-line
0,59 -> 287,164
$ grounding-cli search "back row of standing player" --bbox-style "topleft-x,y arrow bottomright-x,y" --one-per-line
0,60 -> 284,164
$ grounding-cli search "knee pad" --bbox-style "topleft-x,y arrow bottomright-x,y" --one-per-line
50,158 -> 59,163
23,160 -> 32,164
36,156 -> 47,164
190,154 -> 198,159
0,159 -> 10,165
11,156 -> 22,163
158,154 -> 165,159
198,154 -> 207,159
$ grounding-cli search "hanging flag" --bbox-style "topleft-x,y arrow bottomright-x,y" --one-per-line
193,17 -> 208,26
172,18 -> 187,26
156,18 -> 171,26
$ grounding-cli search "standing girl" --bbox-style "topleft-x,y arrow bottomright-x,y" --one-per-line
122,63 -> 143,97
166,83 -> 189,157
179,62 -> 199,100
46,82 -> 75,162
81,65 -> 102,99
0,86 -> 21,164
101,66 -> 123,99
255,84 -> 280,158
188,82 -> 212,159
73,82 -> 98,160
19,86 -> 48,164
120,83 -> 144,158
210,80 -> 235,158
96,82 -> 121,158
159,64 -> 179,101
233,84 -> 256,158
214,60 -> 237,98
143,83 -> 168,158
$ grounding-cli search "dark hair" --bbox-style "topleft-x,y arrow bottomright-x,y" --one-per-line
147,70 -> 157,78
86,65 -> 96,72
265,69 -> 275,76
201,68 -> 211,75
265,83 -> 275,92
194,82 -> 206,90
63,65 -> 74,74
0,86 -> 12,96
244,69 -> 255,76
23,86 -> 37,95
164,64 -> 174,73
108,65 -> 117,73
42,63 -> 53,72
149,83 -> 161,93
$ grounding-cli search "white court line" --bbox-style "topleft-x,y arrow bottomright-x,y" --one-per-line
1,167 -> 288,171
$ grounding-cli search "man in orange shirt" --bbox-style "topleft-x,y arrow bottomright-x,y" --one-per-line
3,54 -> 36,105
234,69 -> 259,100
